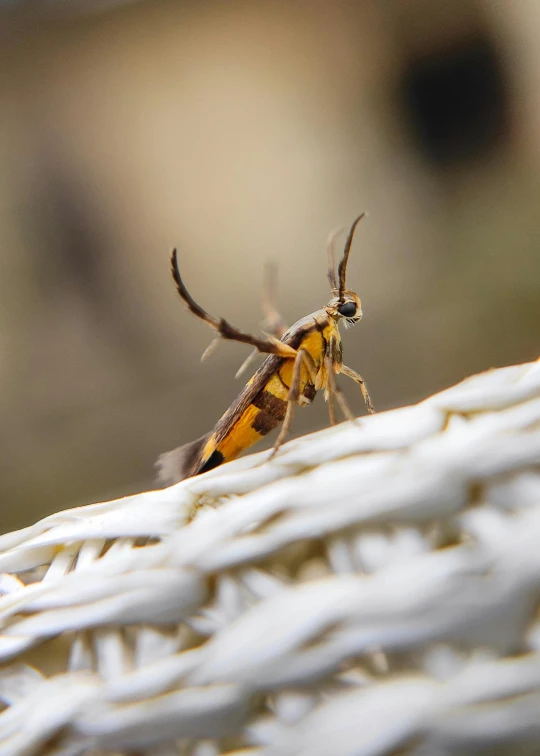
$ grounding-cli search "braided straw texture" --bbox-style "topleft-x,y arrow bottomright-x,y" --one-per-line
0,360 -> 540,756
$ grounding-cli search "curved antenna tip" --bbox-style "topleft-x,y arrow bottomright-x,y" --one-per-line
326,225 -> 345,291
337,212 -> 366,301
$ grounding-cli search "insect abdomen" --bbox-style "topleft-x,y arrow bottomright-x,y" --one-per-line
208,388 -> 287,465
251,390 -> 287,435
158,338 -> 321,484
203,354 -> 319,471
156,385 -> 289,485
198,448 -> 225,474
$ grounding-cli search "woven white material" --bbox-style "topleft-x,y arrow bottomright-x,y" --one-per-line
0,360 -> 539,755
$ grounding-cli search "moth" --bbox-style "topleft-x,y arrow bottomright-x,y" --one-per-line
158,214 -> 374,484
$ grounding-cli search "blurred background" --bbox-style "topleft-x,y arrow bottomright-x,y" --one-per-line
1,0 -> 539,530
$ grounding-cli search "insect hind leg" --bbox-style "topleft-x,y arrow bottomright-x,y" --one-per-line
262,262 -> 288,339
170,250 -> 296,360
235,263 -> 289,379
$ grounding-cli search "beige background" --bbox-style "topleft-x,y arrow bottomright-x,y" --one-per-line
0,0 -> 539,530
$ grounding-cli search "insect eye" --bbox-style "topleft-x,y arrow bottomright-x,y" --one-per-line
338,302 -> 357,318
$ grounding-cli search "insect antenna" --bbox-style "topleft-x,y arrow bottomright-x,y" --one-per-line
326,226 -> 344,292
337,212 -> 365,302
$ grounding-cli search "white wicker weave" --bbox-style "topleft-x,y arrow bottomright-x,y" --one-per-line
0,360 -> 539,755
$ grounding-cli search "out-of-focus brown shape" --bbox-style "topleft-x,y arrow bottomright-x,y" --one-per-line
0,0 -> 538,529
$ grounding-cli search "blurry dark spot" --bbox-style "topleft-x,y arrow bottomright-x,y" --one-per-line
401,37 -> 509,164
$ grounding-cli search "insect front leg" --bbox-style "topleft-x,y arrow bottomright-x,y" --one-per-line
324,337 -> 362,424
340,365 -> 375,414
268,349 -> 314,460
327,392 -> 337,426
325,358 -> 356,424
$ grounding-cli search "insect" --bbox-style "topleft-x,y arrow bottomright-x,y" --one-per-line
158,214 -> 374,484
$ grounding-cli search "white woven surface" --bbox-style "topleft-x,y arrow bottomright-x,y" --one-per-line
0,360 -> 539,755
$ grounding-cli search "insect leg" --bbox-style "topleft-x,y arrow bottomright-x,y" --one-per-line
268,349 -> 313,459
235,263 -> 290,379
325,358 -> 357,423
262,262 -> 288,338
327,392 -> 337,426
235,347 -> 259,379
171,250 -> 296,359
340,365 -> 375,414
324,337 -> 360,423
201,336 -> 221,362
